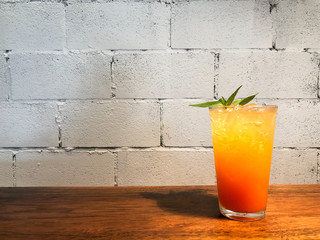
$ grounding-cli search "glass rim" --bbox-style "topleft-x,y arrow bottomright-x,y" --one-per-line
209,104 -> 278,109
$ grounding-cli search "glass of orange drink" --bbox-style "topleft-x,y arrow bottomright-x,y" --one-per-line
209,103 -> 277,221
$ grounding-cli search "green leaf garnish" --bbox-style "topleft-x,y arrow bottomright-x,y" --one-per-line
226,85 -> 242,106
239,94 -> 258,105
233,99 -> 241,104
189,86 -> 258,108
219,97 -> 226,105
189,101 -> 222,108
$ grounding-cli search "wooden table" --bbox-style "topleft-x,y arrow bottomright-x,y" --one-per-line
0,185 -> 319,239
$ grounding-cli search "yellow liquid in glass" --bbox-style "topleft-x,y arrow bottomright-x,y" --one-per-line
209,104 -> 277,213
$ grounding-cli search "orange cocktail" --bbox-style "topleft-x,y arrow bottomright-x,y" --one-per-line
209,104 -> 277,221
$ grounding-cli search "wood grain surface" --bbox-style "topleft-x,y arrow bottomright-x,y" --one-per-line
0,185 -> 319,239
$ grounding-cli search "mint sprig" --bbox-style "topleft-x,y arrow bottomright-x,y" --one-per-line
226,86 -> 241,106
189,85 -> 258,108
238,94 -> 258,105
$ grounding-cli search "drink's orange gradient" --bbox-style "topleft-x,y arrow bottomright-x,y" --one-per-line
209,105 -> 277,213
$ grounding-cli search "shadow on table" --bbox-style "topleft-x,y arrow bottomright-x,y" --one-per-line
140,189 -> 222,219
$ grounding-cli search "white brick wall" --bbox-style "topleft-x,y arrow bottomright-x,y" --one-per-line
60,100 -> 160,147
275,0 -> 320,48
0,52 -> 9,100
171,0 -> 272,48
113,52 -> 215,98
15,151 -> 115,186
0,151 -> 13,187
218,52 -> 319,99
270,149 -> 318,184
117,149 -> 215,186
267,100 -> 320,147
318,152 -> 320,183
0,3 -> 64,50
66,2 -> 170,50
0,0 -> 319,186
162,100 -> 212,147
10,52 -> 112,100
0,102 -> 58,147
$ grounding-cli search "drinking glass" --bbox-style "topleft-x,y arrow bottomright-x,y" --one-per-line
209,104 -> 278,221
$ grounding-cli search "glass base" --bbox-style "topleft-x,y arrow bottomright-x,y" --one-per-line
219,205 -> 265,221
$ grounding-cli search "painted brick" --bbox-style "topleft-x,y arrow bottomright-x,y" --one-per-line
0,52 -> 9,100
0,3 -> 64,51
0,0 -> 30,2
66,2 -> 170,50
163,99 -> 320,148
218,52 -> 318,98
10,52 -> 112,100
0,151 -> 13,187
162,100 -> 212,147
270,149 -> 317,184
275,0 -> 320,48
117,149 -> 215,186
0,102 -> 58,147
317,151 -> 320,183
15,151 -> 115,186
258,100 -> 320,148
113,52 -> 214,98
60,100 -> 160,147
171,0 -> 272,48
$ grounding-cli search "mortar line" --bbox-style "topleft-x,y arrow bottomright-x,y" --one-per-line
7,48 -> 318,55
110,56 -> 116,98
61,0 -> 68,53
213,52 -> 220,99
113,151 -> 118,187
269,0 -> 278,49
159,100 -> 164,147
273,147 -> 320,149
56,102 -> 64,148
4,50 -> 12,101
58,128 -> 62,148
12,153 -> 16,187
1,146 -> 320,151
